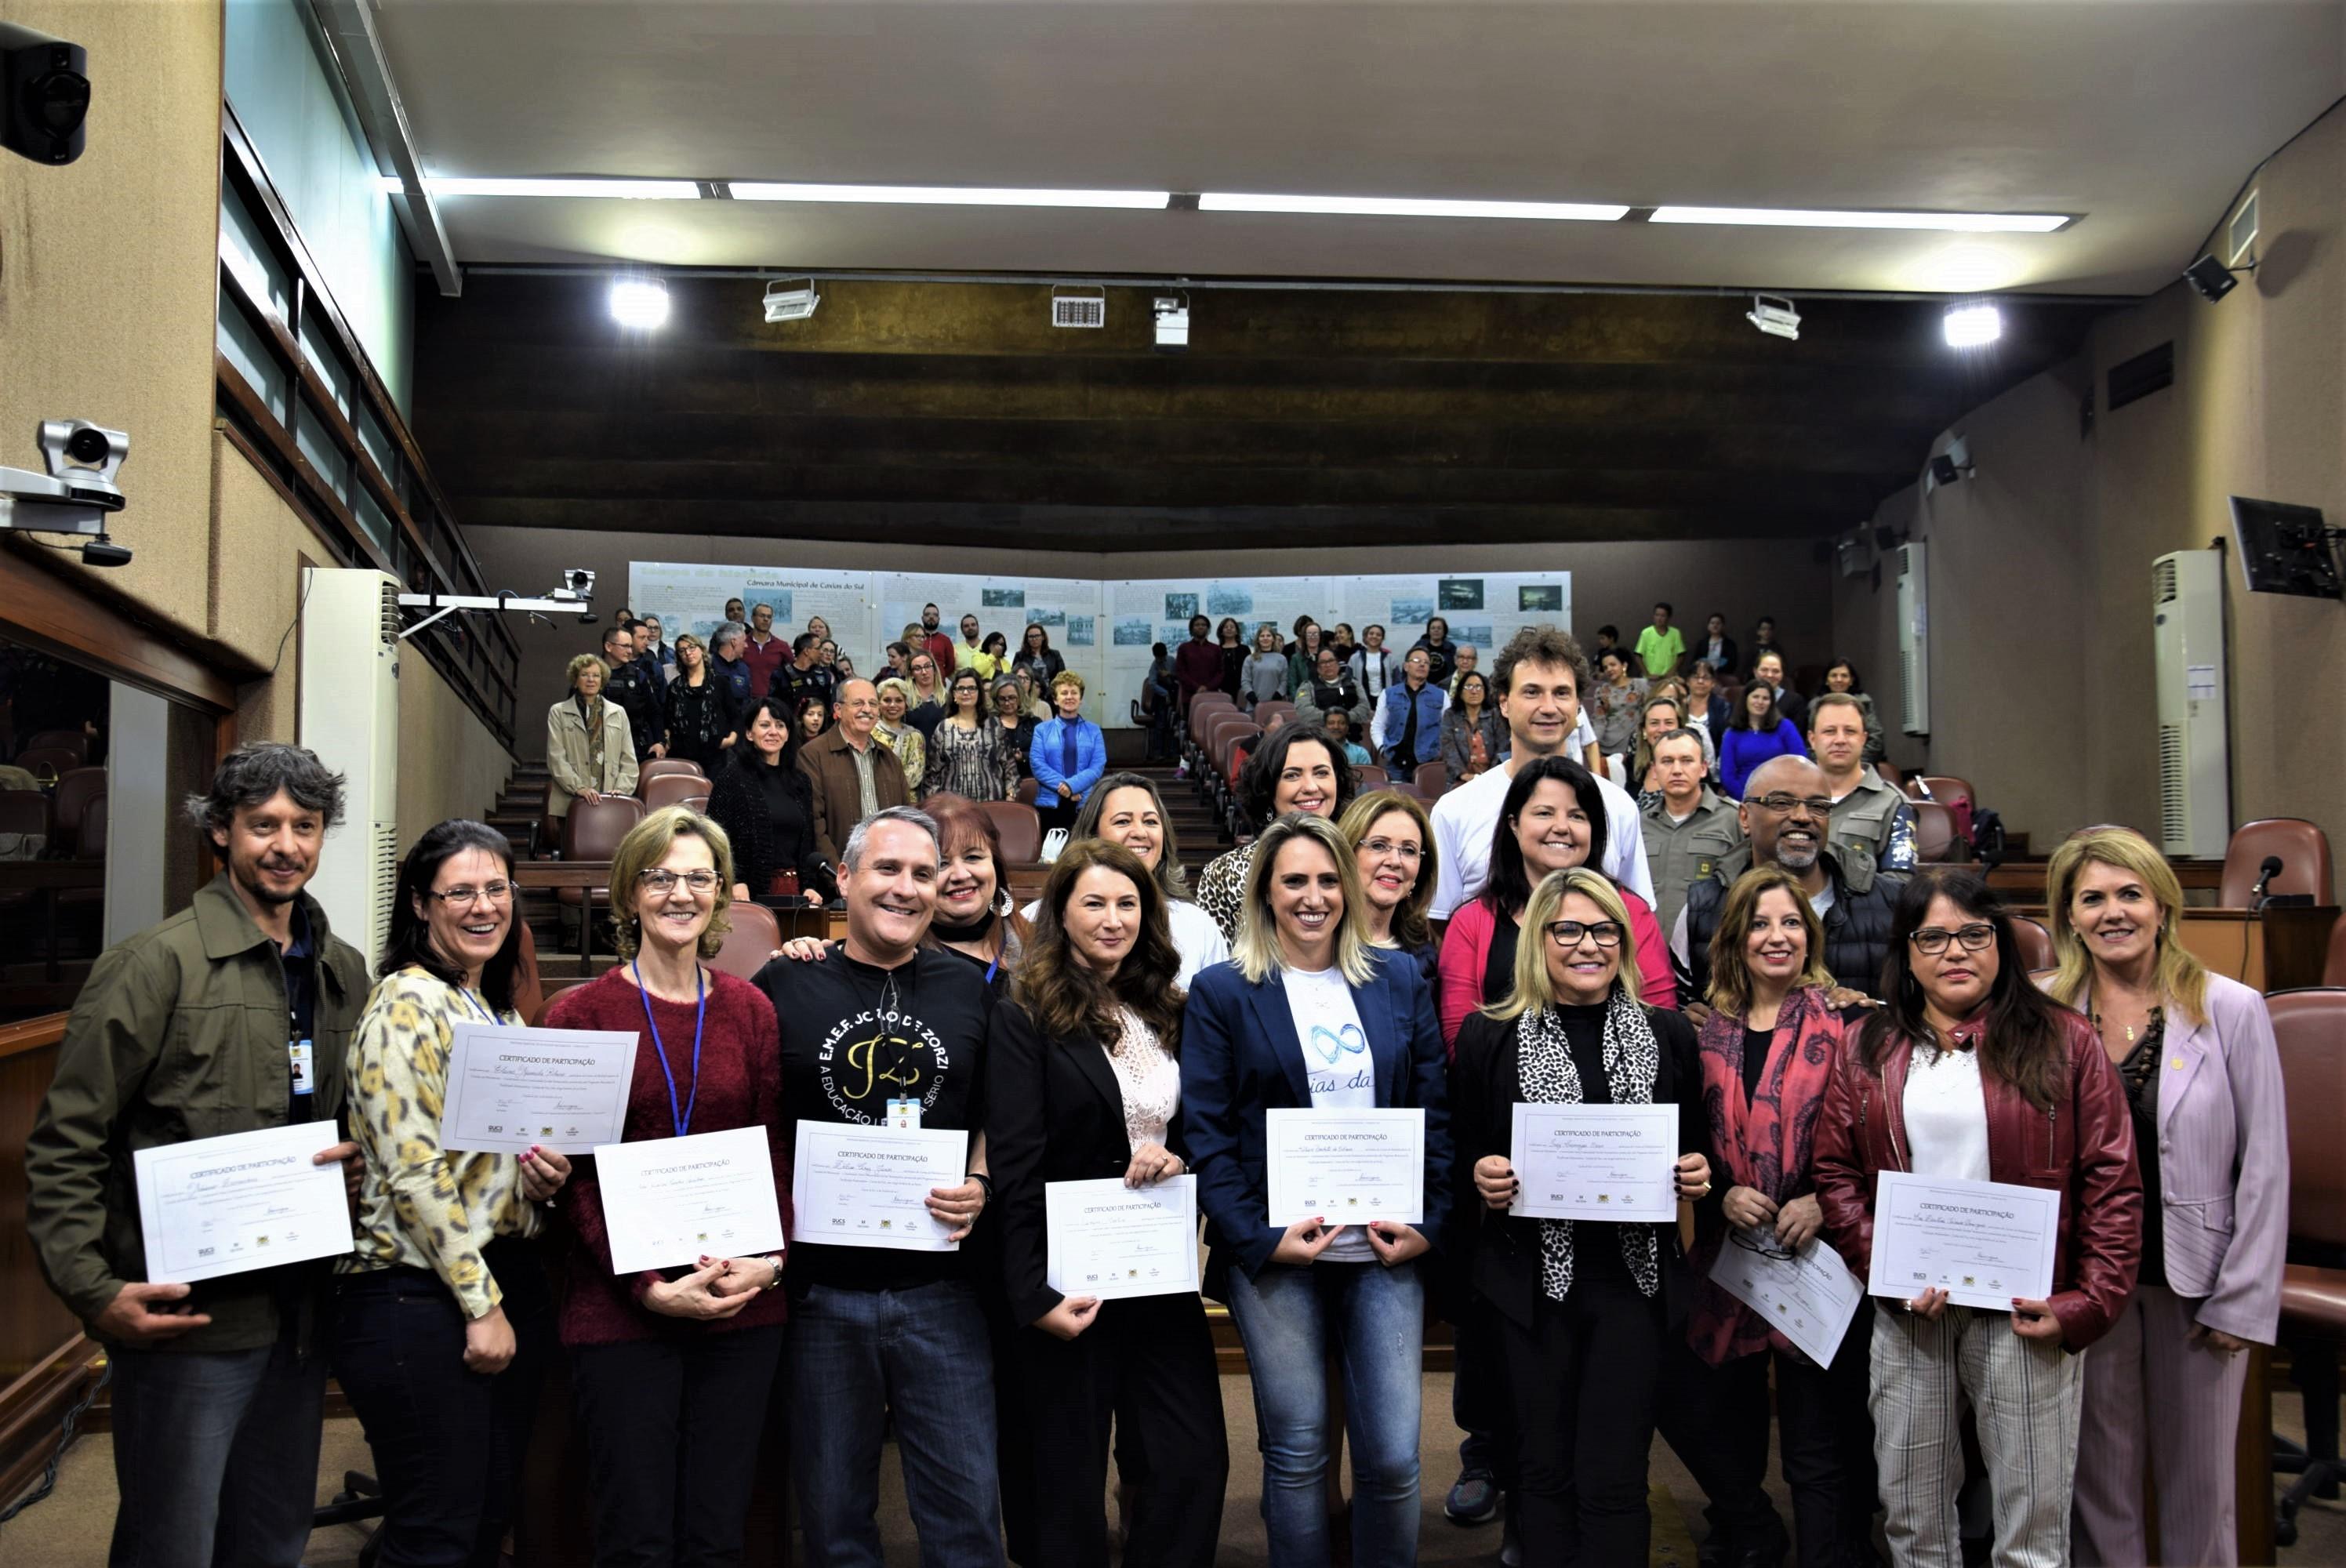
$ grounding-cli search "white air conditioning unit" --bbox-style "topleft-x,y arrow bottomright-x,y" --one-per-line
2152,549 -> 2229,858
298,568 -> 401,967
1896,543 -> 1930,735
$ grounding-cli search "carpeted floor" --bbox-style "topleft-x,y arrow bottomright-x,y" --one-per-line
3,1374 -> 2337,1565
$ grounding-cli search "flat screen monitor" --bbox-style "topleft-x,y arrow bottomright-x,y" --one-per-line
2229,495 -> 2342,598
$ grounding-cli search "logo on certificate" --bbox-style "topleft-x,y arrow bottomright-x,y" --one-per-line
1963,1275 -> 1976,1286
1599,1194 -> 1611,1204
256,1236 -> 271,1247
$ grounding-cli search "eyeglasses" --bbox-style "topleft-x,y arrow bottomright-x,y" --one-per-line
1544,920 -> 1624,949
1359,838 -> 1422,862
637,869 -> 721,895
1727,1227 -> 1798,1264
428,881 -> 514,909
1909,923 -> 1997,956
1750,793 -> 1833,818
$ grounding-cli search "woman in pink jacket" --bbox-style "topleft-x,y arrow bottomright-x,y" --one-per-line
2043,827 -> 2287,1566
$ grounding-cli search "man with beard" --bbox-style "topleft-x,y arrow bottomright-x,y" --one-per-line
1673,754 -> 1899,1002
919,603 -> 957,682
27,745 -> 369,1567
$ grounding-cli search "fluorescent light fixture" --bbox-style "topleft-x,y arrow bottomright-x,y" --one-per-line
609,278 -> 670,330
377,175 -> 702,200
730,182 -> 1169,209
1651,205 -> 2069,233
1942,303 -> 2002,348
1200,191 -> 1628,221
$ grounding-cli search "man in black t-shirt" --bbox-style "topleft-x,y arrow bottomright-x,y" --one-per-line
754,805 -> 1003,1566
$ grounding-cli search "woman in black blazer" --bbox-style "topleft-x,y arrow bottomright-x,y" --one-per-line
988,839 -> 1229,1568
1452,865 -> 1716,1566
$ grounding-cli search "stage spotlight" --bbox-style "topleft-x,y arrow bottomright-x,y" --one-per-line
1943,302 -> 2000,347
609,278 -> 670,330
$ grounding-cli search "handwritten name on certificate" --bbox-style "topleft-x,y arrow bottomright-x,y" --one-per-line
440,1022 -> 641,1154
1709,1232 -> 1867,1367
792,1122 -> 968,1252
1868,1171 -> 2059,1312
1046,1176 -> 1200,1301
1263,1109 -> 1425,1227
134,1123 -> 355,1284
594,1126 -> 786,1274
1509,1102 -> 1677,1221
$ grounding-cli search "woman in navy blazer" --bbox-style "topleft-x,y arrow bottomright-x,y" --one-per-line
1179,811 -> 1451,1568
2045,828 -> 2289,1567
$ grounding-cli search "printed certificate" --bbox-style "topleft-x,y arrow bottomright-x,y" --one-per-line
1045,1175 -> 1200,1300
1509,1102 -> 1678,1222
1263,1109 -> 1425,1227
791,1121 -> 968,1252
135,1123 -> 355,1284
1868,1171 -> 2059,1312
439,1022 -> 641,1154
1709,1230 -> 1868,1366
594,1125 -> 786,1273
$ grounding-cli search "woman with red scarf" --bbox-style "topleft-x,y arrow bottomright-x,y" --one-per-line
1675,867 -> 1876,1568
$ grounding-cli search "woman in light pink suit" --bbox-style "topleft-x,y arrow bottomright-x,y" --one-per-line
2045,827 -> 2289,1566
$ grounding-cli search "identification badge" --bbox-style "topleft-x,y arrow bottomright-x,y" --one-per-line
288,1038 -> 315,1097
887,1098 -> 922,1131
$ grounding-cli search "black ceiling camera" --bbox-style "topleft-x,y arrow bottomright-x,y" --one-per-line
0,22 -> 89,166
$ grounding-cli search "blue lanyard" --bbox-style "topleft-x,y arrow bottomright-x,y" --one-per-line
632,963 -> 707,1138
456,986 -> 499,1025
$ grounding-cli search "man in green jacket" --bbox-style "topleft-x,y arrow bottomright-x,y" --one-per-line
27,742 -> 369,1568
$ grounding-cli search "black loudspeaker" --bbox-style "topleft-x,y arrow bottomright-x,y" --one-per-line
0,22 -> 88,165
1929,454 -> 1962,487
2183,254 -> 2238,303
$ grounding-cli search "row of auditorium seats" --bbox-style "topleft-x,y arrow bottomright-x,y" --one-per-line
0,767 -> 108,860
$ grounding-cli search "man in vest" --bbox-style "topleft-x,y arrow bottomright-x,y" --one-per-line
1810,692 -> 1916,877
1639,725 -> 1741,938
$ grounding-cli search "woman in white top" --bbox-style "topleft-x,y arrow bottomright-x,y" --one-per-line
987,840 -> 1229,1567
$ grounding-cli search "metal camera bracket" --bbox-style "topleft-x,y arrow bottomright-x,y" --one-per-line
0,417 -> 132,564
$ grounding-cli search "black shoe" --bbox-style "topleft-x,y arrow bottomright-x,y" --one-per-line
1445,1469 -> 1501,1526
1734,1515 -> 1790,1568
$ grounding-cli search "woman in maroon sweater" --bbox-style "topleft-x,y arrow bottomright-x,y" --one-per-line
544,805 -> 791,1568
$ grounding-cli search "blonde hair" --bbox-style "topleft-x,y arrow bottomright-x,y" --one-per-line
876,675 -> 915,709
1051,670 -> 1088,696
1233,814 -> 1376,986
1704,866 -> 1833,1018
608,806 -> 736,961
1337,789 -> 1439,950
566,653 -> 610,691
1483,867 -> 1641,1021
2043,825 -> 2209,1026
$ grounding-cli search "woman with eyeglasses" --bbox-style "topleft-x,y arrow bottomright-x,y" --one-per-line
923,667 -> 1018,803
1338,789 -> 1441,992
543,807 -> 793,1568
1451,866 -> 1716,1563
1181,812 -> 1451,1568
1669,866 -> 1876,1568
2044,828 -> 2286,1567
336,820 -> 572,1566
705,696 -> 833,911
1814,869 -> 2140,1568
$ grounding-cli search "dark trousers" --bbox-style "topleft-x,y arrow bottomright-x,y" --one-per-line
1011,1293 -> 1228,1568
332,1243 -> 556,1567
570,1323 -> 786,1568
1449,1289 -> 1520,1489
1035,794 -> 1081,840
1500,1273 -> 1665,1566
107,1306 -> 329,1568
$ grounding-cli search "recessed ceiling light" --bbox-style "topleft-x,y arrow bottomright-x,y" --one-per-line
1943,303 -> 2002,347
1199,192 -> 1628,221
729,182 -> 1170,209
609,278 -> 670,330
379,176 -> 703,200
1651,205 -> 2071,233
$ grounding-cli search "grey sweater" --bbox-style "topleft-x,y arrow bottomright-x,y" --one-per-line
1240,652 -> 1290,707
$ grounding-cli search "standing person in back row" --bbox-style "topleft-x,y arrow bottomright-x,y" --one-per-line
601,623 -> 667,764
1635,602 -> 1685,681
742,602 -> 790,701
1031,670 -> 1108,837
798,677 -> 912,867
1411,616 -> 1460,689
1376,648 -> 1445,778
1174,613 -> 1222,720
27,744 -> 369,1568
1810,692 -> 1915,877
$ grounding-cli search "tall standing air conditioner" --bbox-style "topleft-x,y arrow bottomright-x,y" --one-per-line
298,568 -> 401,967
2152,550 -> 2229,858
1895,543 -> 1930,735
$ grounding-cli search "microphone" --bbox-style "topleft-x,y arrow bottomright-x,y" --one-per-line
2249,855 -> 2284,907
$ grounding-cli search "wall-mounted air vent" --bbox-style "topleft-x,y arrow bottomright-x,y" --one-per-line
1051,287 -> 1106,328
2229,190 -> 2260,267
2108,343 -> 2174,412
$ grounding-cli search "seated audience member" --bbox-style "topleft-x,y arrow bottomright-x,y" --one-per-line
1193,723 -> 1357,944
1174,613 -> 1222,718
634,614 -> 677,682
1437,757 -> 1676,1048
1451,867 -> 1715,1565
1430,626 -> 1655,923
741,602 -> 790,699
1810,693 -> 1916,876
710,622 -> 754,710
1286,619 -> 1331,693
1821,659 -> 1885,765
1589,648 -> 1647,757
338,821 -> 571,1566
1646,676 -> 1716,774
1323,706 -> 1372,768
1676,757 -> 1900,1003
1640,728 -> 1741,938
1748,649 -> 1806,733
872,676 -> 928,789
601,623 -> 667,764
1745,616 -> 1783,676
924,668 -> 1019,803
1062,771 -> 1229,985
1030,671 -> 1107,836
27,745 -> 367,1568
1718,680 -> 1807,800
547,654 -> 639,825
1296,644 -> 1371,737
1341,789 -> 1443,992
1349,621 -> 1400,698
1615,693 -> 1688,803
1814,871 -> 2139,1568
1692,612 -> 1738,676
2046,827 -> 2286,1568
903,650 -> 949,738
799,677 -> 913,866
1635,601 -> 1685,681
1180,814 -> 1451,1568
1013,622 -> 1066,690
707,697 -> 834,909
663,633 -> 740,773
545,808 -> 791,1568
1412,615 -> 1461,688
1682,660 -> 1729,760
987,842 -> 1231,1567
992,676 -> 1038,782
1376,648 -> 1446,775
1240,624 -> 1290,710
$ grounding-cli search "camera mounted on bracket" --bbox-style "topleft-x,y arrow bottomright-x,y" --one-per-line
0,418 -> 133,567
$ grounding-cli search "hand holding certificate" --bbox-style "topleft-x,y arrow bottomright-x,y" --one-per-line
1046,1175 -> 1200,1301
135,1123 -> 357,1284
1709,1230 -> 1867,1366
439,1022 -> 641,1154
792,1122 -> 969,1252
594,1125 -> 786,1273
1868,1171 -> 2059,1313
1509,1103 -> 1679,1221
1263,1109 -> 1425,1227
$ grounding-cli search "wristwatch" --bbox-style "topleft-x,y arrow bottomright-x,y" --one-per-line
764,1255 -> 784,1291
967,1171 -> 994,1202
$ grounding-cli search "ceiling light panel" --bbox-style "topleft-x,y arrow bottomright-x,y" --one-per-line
729,182 -> 1170,209
1649,206 -> 2071,233
380,176 -> 703,200
1200,192 -> 1629,221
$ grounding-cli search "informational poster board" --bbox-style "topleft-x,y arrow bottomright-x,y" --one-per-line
626,563 -> 876,655
877,572 -> 1106,721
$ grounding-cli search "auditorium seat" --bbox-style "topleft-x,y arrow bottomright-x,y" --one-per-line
1412,760 -> 1448,796
2271,987 -> 2346,1544
637,758 -> 706,792
713,901 -> 783,982
977,800 -> 1044,865
2221,818 -> 2333,908
1015,775 -> 1040,808
1256,699 -> 1297,727
11,745 -> 81,781
1355,764 -> 1390,787
0,789 -> 50,850
680,793 -> 709,815
557,795 -> 645,955
642,773 -> 707,811
530,978 -> 594,1024
2011,916 -> 2055,974
18,729 -> 88,764
512,923 -> 544,1025
50,766 -> 107,848
2326,912 -> 2346,988
1911,800 -> 1959,862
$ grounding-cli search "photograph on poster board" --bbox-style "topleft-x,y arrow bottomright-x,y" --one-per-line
982,586 -> 1026,608
1029,606 -> 1066,626
1455,624 -> 1493,647
1066,615 -> 1096,646
1520,584 -> 1564,613
1164,592 -> 1200,621
1208,585 -> 1255,616
1438,578 -> 1486,611
1390,597 -> 1435,626
1113,618 -> 1153,646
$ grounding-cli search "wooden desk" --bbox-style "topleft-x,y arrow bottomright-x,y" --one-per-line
2174,906 -> 2337,993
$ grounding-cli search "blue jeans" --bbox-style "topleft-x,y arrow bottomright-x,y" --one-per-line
107,1319 -> 329,1568
1224,1259 -> 1425,1568
786,1279 -> 1004,1567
